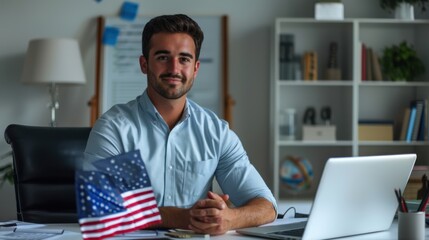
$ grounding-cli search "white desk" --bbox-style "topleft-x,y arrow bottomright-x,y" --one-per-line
15,222 -> 414,240
4,201 -> 429,239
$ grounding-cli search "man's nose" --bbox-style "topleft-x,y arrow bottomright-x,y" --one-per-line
167,58 -> 180,74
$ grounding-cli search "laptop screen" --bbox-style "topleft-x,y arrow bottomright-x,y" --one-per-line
237,154 -> 416,240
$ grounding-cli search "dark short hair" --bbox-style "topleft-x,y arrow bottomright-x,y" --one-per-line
142,14 -> 204,60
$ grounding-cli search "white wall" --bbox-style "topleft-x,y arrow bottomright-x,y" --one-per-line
0,0 -> 418,220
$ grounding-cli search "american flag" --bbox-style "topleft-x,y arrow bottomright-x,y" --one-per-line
75,150 -> 162,240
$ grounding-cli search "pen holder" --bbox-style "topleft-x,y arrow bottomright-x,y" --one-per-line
398,211 -> 425,240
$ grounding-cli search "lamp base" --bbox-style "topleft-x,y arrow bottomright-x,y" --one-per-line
48,83 -> 59,127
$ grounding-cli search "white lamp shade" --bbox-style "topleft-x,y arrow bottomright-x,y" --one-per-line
21,38 -> 86,84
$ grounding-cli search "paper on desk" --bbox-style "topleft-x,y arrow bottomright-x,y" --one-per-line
0,221 -> 45,229
262,217 -> 308,227
105,230 -> 158,239
0,231 -> 59,240
0,228 -> 63,240
0,221 -> 64,240
167,229 -> 210,239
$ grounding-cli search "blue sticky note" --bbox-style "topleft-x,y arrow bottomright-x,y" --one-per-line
120,1 -> 139,21
102,27 -> 120,46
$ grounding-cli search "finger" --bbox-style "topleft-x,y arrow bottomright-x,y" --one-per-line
189,222 -> 224,236
190,207 -> 221,217
195,215 -> 222,224
207,191 -> 223,200
194,198 -> 226,210
208,191 -> 229,204
190,217 -> 219,231
221,194 -> 229,202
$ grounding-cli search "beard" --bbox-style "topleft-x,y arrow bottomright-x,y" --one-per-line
147,71 -> 194,100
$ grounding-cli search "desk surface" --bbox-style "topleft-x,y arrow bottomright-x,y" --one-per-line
17,222 -> 405,240
3,201 -> 428,240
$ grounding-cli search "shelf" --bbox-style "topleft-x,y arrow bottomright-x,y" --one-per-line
271,18 -> 429,201
359,141 -> 429,146
359,81 -> 429,87
278,140 -> 429,147
277,80 -> 353,87
276,18 -> 429,25
278,140 -> 353,146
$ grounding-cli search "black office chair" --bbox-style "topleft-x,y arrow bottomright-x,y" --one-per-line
4,124 -> 91,223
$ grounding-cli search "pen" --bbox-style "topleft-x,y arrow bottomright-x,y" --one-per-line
394,188 -> 408,212
395,189 -> 404,212
399,189 -> 408,213
0,223 -> 17,227
394,189 -> 401,206
417,187 -> 429,212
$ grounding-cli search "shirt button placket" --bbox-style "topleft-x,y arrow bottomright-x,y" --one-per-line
165,131 -> 175,206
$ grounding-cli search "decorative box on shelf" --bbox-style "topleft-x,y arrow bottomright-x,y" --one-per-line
314,1 -> 344,20
358,120 -> 394,141
303,125 -> 336,141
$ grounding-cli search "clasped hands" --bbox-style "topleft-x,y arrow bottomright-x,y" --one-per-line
188,191 -> 234,235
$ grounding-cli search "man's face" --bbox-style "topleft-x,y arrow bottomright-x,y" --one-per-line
139,32 -> 200,100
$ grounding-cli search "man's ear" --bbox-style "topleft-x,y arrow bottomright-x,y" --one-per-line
139,55 -> 148,74
193,60 -> 200,78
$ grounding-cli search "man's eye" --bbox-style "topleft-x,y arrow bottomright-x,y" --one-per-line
180,57 -> 191,63
156,56 -> 168,61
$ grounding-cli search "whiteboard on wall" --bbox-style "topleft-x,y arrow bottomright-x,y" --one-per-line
100,16 -> 225,117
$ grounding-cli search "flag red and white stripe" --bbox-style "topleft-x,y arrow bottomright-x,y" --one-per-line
75,150 -> 162,240
79,187 -> 161,240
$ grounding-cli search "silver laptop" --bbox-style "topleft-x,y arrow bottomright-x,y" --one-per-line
237,154 -> 416,240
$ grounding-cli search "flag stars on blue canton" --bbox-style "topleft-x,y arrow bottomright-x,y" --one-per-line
78,172 -> 126,218
90,149 -> 154,194
75,150 -> 161,237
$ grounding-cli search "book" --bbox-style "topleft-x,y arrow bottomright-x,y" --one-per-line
361,43 -> 366,81
303,51 -> 318,80
422,99 -> 429,141
412,100 -> 424,141
417,99 -> 428,141
371,50 -> 383,81
366,47 -> 373,81
279,34 -> 294,80
400,107 -> 411,141
406,105 -> 417,142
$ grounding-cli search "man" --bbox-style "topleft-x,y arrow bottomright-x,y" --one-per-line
84,14 -> 277,235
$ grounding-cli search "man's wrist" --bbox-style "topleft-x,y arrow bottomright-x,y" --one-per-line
156,206 -> 191,229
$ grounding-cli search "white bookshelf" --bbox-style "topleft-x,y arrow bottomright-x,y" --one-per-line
270,18 -> 429,201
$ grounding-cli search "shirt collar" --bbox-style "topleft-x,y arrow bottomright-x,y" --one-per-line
139,90 -> 191,123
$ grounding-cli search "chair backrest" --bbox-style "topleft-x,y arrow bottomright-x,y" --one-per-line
4,124 -> 91,223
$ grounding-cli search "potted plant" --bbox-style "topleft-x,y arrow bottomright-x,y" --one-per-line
0,164 -> 13,186
380,0 -> 428,12
0,152 -> 13,186
380,41 -> 425,81
380,0 -> 428,19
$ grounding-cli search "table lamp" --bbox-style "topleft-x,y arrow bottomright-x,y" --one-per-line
21,38 -> 86,127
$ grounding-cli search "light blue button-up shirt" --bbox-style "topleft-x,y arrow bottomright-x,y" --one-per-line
85,90 -> 276,210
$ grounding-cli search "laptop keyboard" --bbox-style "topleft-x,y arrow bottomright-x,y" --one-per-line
272,228 -> 305,237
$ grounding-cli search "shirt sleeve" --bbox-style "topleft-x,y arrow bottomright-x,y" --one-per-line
215,128 -> 278,213
83,115 -> 124,170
